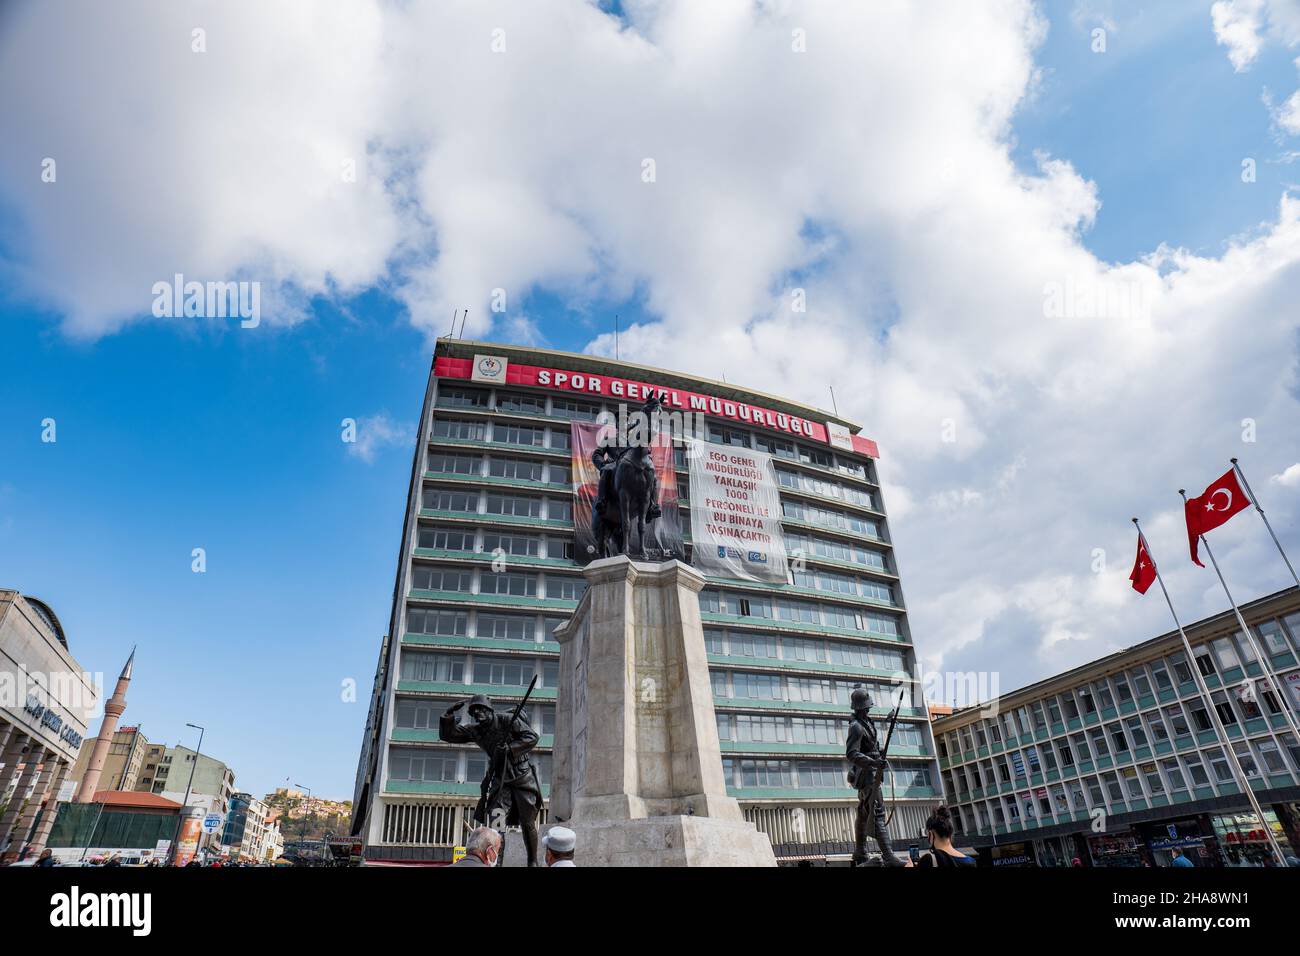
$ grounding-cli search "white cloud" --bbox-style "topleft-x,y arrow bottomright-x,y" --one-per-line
1212,0 -> 1270,71
3,1 -> 1300,696
346,414 -> 412,465
1272,463 -> 1300,486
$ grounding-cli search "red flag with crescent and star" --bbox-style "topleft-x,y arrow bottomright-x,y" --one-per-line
1184,468 -> 1250,567
1129,535 -> 1156,594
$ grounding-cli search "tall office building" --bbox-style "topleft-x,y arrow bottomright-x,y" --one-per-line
352,340 -> 940,863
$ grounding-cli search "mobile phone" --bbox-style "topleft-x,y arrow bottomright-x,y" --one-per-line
908,845 -> 919,863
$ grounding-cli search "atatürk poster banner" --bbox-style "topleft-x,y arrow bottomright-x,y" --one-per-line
570,421 -> 684,564
687,440 -> 789,583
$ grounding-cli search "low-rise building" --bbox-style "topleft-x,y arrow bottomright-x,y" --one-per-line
933,586 -> 1300,867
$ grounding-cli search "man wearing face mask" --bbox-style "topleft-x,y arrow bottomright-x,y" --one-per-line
453,827 -> 502,867
440,693 -> 543,866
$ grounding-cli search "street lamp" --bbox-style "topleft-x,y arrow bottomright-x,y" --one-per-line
293,782 -> 317,863
165,723 -> 204,866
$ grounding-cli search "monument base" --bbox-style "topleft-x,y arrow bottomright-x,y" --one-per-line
569,815 -> 777,867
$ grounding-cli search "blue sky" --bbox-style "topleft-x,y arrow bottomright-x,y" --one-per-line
5,1 -> 1300,800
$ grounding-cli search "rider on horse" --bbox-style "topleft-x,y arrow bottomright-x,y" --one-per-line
591,393 -> 665,537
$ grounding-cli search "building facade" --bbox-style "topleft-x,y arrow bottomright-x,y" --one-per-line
67,726 -> 150,796
352,339 -> 939,863
223,791 -> 273,861
0,590 -> 98,861
933,586 -> 1300,867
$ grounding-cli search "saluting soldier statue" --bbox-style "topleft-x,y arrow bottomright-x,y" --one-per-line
846,685 -> 904,867
439,686 -> 544,866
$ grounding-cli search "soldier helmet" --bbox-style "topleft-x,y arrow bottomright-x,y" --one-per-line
467,694 -> 494,715
850,685 -> 872,712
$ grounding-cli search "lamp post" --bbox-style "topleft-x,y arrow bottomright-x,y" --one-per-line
294,782 -> 317,863
165,723 -> 204,866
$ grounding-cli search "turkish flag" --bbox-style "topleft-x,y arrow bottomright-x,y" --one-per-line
1129,536 -> 1157,594
1184,468 -> 1251,567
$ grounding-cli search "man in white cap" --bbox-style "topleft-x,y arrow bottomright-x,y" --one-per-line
542,826 -> 577,867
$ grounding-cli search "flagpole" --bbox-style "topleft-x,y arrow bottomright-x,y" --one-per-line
1231,457 -> 1300,588
1179,490 -> 1300,747
1133,519 -> 1287,867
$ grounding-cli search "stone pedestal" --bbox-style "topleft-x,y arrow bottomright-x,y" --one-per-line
551,556 -> 776,866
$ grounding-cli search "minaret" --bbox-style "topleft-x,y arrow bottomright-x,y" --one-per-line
73,647 -> 134,802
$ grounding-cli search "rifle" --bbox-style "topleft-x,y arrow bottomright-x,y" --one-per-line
866,690 -> 907,825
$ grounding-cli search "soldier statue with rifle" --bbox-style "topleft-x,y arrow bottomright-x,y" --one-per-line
439,676 -> 543,866
846,685 -> 905,867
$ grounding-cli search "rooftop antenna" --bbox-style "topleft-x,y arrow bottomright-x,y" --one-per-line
615,314 -> 620,361
447,309 -> 459,338
455,309 -> 469,339
829,385 -> 839,416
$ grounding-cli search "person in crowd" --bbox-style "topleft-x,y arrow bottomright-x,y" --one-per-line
1169,847 -> 1194,868
35,849 -> 58,867
453,826 -> 501,867
906,806 -> 976,868
542,826 -> 577,867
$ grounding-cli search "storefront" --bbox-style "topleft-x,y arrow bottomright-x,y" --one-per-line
1212,809 -> 1296,867
1137,817 -> 1215,867
1086,829 -> 1150,867
984,840 -> 1036,867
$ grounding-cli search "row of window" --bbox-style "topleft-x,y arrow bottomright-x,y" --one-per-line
411,564 -> 586,601
946,687 -> 1293,795
704,627 -> 910,673
790,568 -> 894,605
775,468 -> 874,508
716,712 -> 927,749
428,451 -> 572,486
437,386 -> 602,422
417,526 -> 576,561
399,651 -> 560,689
405,608 -> 569,643
723,758 -> 930,791
700,589 -> 900,637
432,416 -> 572,452
434,391 -> 875,484
938,617 -> 1300,760
421,487 -> 574,523
954,734 -> 1300,836
395,698 -> 557,736
781,499 -> 881,539
389,746 -> 554,786
710,668 -> 906,707
784,531 -> 889,572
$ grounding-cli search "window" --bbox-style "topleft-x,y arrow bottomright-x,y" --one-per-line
550,399 -> 599,421
437,387 -> 488,409
548,429 -> 571,451
422,489 -> 477,513
489,457 -> 543,482
485,493 -> 542,518
483,533 -> 541,557
1160,758 -> 1185,791
395,698 -> 438,730
400,652 -> 465,682
418,527 -> 474,552
410,565 -> 472,593
547,463 -> 571,485
545,577 -> 586,601
546,536 -> 574,561
476,614 -> 534,641
496,392 -> 546,415
493,424 -> 545,447
546,498 -> 573,523
406,609 -> 468,637
1162,704 -> 1190,738
473,657 -> 530,687
733,672 -> 784,700
1212,638 -> 1241,672
479,571 -> 538,597
389,747 -> 460,783
432,418 -> 485,441
1182,753 -> 1210,788
428,452 -> 480,475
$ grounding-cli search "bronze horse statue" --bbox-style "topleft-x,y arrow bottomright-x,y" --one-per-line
591,393 -> 665,559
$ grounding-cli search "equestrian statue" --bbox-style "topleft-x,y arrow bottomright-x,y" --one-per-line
590,391 -> 666,559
